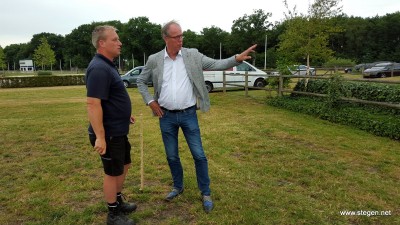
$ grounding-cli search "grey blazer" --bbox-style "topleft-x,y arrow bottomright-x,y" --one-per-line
137,47 -> 240,112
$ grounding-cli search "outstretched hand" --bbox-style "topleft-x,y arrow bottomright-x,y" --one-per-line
235,44 -> 257,62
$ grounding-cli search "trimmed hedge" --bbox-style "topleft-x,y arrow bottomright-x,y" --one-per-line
37,71 -> 53,76
269,76 -> 400,140
293,78 -> 400,103
0,75 -> 85,88
267,96 -> 400,140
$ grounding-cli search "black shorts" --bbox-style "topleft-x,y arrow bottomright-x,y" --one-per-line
89,135 -> 132,176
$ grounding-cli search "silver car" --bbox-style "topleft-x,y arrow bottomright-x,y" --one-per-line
288,65 -> 316,76
120,66 -> 152,88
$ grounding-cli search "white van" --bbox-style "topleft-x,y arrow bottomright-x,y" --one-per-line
203,61 -> 267,92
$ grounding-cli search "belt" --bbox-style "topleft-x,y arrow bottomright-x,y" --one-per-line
161,105 -> 196,113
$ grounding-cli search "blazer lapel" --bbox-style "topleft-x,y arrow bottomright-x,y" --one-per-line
156,50 -> 165,89
182,48 -> 194,80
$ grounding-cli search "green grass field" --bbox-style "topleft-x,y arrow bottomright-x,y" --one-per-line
0,86 -> 399,225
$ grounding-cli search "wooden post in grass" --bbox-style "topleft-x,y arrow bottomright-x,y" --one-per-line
245,71 -> 249,97
140,113 -> 144,191
278,74 -> 283,97
223,72 -> 226,94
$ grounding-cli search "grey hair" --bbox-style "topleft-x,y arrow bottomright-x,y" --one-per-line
161,20 -> 181,38
91,25 -> 117,49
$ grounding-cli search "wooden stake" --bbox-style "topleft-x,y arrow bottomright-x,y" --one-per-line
140,113 -> 144,191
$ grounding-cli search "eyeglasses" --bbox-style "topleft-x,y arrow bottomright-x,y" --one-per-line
167,34 -> 184,40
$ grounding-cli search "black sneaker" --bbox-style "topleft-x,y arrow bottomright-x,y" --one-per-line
107,212 -> 135,225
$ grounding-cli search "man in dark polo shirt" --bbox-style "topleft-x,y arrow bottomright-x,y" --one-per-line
86,25 -> 136,225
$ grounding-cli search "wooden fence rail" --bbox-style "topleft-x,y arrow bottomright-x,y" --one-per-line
221,72 -> 400,109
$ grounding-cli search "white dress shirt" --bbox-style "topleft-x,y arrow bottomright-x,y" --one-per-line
158,50 -> 197,110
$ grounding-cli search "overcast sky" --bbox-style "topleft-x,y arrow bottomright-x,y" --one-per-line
1,0 -> 399,47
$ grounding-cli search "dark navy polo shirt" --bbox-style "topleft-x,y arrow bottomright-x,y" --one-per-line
85,54 -> 132,137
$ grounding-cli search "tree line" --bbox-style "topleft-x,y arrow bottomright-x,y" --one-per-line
0,6 -> 399,72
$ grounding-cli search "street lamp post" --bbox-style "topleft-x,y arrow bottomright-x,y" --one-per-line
132,53 -> 135,69
264,34 -> 267,70
220,42 -> 222,60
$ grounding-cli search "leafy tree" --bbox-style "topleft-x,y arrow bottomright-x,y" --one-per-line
371,12 -> 400,62
323,57 -> 355,68
63,21 -> 123,69
198,26 -> 229,59
120,17 -> 163,67
3,10 -> 400,71
328,15 -> 366,61
278,0 -> 343,69
63,23 -> 95,69
28,33 -> 65,70
33,37 -> 56,70
328,12 -> 400,64
4,43 -> 30,70
0,46 -> 6,70
228,9 -> 273,66
183,29 -> 201,49
258,21 -> 289,68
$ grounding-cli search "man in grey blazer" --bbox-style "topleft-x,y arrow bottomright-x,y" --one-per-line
137,20 -> 257,213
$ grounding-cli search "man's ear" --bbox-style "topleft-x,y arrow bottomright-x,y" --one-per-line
98,39 -> 105,48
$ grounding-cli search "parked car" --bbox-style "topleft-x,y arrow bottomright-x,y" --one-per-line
353,63 -> 372,71
352,61 -> 393,72
362,63 -> 400,78
120,66 -> 152,87
344,68 -> 352,73
288,65 -> 316,76
203,61 -> 267,92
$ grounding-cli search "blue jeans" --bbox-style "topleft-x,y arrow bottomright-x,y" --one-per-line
159,106 -> 211,196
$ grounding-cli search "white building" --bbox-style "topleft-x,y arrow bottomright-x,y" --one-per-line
19,59 -> 35,72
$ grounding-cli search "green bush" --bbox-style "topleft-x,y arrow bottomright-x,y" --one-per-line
0,75 -> 85,88
293,78 -> 400,103
323,58 -> 356,68
266,59 -> 294,89
267,96 -> 400,140
274,76 -> 400,139
37,71 -> 53,76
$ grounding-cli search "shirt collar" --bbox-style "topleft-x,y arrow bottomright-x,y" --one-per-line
95,53 -> 117,68
164,47 -> 182,59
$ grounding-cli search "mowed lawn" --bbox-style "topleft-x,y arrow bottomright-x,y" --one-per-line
0,86 -> 399,225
